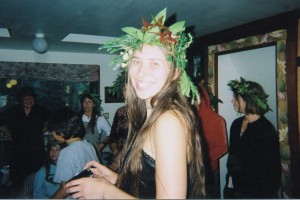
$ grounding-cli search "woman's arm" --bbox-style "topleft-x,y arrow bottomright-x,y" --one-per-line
64,160 -> 136,199
65,177 -> 136,199
152,111 -> 188,199
51,181 -> 68,199
97,116 -> 112,152
97,116 -> 111,140
84,160 -> 118,184
109,142 -> 120,156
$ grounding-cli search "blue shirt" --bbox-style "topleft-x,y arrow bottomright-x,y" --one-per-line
54,140 -> 99,183
33,164 -> 60,199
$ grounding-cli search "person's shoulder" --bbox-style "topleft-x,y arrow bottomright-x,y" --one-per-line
79,139 -> 94,147
153,110 -> 188,146
259,116 -> 277,132
35,165 -> 46,175
157,109 -> 182,122
232,116 -> 244,123
58,143 -> 82,160
97,114 -> 105,119
81,140 -> 99,153
120,105 -> 127,110
154,110 -> 186,133
260,116 -> 274,125
97,115 -> 109,123
116,105 -> 127,113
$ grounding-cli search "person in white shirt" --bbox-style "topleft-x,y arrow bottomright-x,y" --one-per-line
79,92 -> 113,166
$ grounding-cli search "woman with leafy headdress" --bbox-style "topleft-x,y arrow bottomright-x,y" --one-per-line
224,77 -> 281,198
65,8 -> 205,199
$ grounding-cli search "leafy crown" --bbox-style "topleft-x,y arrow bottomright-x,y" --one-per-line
99,8 -> 199,103
227,77 -> 272,112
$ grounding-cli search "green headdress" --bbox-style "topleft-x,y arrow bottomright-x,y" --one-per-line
227,77 -> 272,112
99,8 -> 199,103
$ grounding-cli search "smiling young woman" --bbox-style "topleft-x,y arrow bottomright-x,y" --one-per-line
64,8 -> 206,199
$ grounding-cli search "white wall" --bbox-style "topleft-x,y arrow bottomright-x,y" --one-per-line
217,45 -> 277,198
0,49 -> 125,125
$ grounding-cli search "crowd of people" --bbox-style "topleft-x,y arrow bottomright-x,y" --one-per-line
0,86 -> 128,198
0,8 -> 281,199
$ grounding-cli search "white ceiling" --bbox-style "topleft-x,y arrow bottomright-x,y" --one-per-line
0,0 -> 300,53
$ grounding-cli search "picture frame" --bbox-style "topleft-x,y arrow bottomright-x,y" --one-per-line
192,56 -> 202,78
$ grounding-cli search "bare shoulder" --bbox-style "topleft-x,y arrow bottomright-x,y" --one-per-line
156,109 -> 185,126
151,109 -> 188,165
153,110 -> 187,141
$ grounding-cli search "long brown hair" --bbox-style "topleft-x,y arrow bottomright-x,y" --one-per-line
117,53 -> 206,198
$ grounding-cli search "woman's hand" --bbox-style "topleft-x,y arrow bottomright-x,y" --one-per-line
65,176 -> 111,199
65,161 -> 135,200
65,176 -> 136,199
84,160 -> 118,185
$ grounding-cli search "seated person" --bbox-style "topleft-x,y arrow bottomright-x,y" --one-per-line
48,107 -> 99,199
33,141 -> 63,199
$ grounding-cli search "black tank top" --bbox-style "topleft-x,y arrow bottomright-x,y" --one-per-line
120,150 -> 156,198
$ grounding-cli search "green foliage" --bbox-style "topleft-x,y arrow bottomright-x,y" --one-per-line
99,8 -> 198,103
108,70 -> 127,99
227,77 -> 272,112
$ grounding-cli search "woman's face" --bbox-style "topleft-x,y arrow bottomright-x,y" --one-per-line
231,95 -> 246,113
82,98 -> 95,113
22,95 -> 35,109
129,44 -> 170,101
49,144 -> 61,163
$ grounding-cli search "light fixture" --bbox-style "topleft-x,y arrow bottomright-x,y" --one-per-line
62,33 -> 116,44
0,28 -> 10,37
32,33 -> 48,54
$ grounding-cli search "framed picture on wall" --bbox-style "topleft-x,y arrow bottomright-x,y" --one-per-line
192,56 -> 202,78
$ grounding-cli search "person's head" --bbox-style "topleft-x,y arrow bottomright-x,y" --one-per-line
231,94 -> 245,113
100,8 -> 199,107
44,140 -> 63,183
17,86 -> 36,109
80,92 -> 100,115
48,107 -> 86,141
79,92 -> 101,134
45,140 -> 62,165
100,8 -> 205,198
228,77 -> 271,115
128,44 -> 180,103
